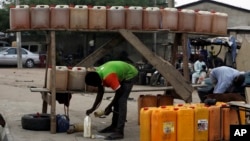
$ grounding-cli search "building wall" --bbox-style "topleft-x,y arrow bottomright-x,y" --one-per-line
177,2 -> 250,27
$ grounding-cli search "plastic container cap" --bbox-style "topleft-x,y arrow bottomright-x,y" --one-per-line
164,7 -> 177,11
36,5 -> 49,8
16,5 -> 29,8
74,5 -> 87,9
55,5 -> 69,8
145,7 -> 160,11
128,6 -> 142,10
110,6 -> 124,10
93,6 -> 106,10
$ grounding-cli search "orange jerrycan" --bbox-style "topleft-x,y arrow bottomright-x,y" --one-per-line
107,6 -> 125,29
126,6 -> 143,30
30,5 -> 50,29
143,7 -> 161,30
151,106 -> 177,141
88,6 -> 107,29
69,5 -> 88,29
208,105 -> 221,141
137,95 -> 157,125
176,107 -> 194,141
193,106 -> 209,141
10,5 -> 30,30
161,7 -> 178,30
50,5 -> 70,29
140,107 -> 156,141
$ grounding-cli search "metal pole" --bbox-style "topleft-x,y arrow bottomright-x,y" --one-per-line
16,0 -> 22,68
153,0 -> 157,54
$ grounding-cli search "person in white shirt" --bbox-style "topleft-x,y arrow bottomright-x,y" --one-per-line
192,54 -> 207,84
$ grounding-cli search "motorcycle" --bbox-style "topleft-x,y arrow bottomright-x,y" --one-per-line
149,70 -> 166,86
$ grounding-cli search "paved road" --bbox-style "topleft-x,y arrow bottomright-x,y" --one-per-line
0,68 -> 200,141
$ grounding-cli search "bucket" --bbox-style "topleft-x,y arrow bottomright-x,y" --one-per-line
161,8 -> 178,30
126,6 -> 143,30
143,7 -> 161,30
10,5 -> 30,30
107,6 -> 125,30
151,106 -> 177,141
140,107 -> 156,141
208,105 -> 221,141
70,5 -> 88,29
176,107 -> 194,141
195,11 -> 212,33
193,106 -> 209,141
88,6 -> 106,29
30,5 -> 50,29
211,12 -> 228,35
47,66 -> 68,91
178,9 -> 195,32
137,94 -> 157,125
68,67 -> 87,90
50,5 -> 70,29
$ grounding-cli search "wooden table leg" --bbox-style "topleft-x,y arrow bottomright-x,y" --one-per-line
41,92 -> 48,113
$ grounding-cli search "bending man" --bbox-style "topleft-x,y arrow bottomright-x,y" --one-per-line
85,61 -> 138,140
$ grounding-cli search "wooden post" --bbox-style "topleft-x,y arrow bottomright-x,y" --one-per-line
50,31 -> 56,134
42,31 -> 51,114
171,33 -> 181,65
181,33 -> 190,82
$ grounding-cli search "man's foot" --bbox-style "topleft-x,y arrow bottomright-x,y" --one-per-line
104,132 -> 124,140
98,126 -> 116,133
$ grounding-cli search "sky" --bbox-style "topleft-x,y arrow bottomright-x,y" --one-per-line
175,0 -> 249,10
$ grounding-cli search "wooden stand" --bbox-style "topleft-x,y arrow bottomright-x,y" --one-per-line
8,28 -> 222,133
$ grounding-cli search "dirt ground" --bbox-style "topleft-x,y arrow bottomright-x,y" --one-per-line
0,68 -> 200,141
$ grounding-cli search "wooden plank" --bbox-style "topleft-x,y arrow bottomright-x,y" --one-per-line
119,29 -> 194,102
227,101 -> 250,109
31,88 -> 50,92
75,36 -> 123,67
31,84 -> 205,93
245,87 -> 250,104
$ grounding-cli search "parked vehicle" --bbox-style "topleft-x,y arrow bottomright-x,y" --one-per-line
0,41 -> 10,47
0,47 -> 40,68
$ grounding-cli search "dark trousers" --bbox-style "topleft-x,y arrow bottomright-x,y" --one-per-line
197,86 -> 214,103
111,77 -> 136,134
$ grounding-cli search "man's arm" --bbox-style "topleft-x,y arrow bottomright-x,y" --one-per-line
86,85 -> 105,115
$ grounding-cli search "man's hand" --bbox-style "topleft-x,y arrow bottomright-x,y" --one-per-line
104,105 -> 112,115
86,108 -> 95,115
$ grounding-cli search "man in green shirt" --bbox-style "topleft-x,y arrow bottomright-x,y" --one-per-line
85,61 -> 138,140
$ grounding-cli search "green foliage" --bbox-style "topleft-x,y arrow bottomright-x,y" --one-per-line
0,9 -> 9,32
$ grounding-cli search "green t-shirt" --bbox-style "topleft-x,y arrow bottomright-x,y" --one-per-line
96,61 -> 138,90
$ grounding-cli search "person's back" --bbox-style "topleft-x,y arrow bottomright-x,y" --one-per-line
209,66 -> 241,93
96,61 -> 138,83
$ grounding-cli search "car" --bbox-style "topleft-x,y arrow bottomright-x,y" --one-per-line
0,47 -> 40,68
